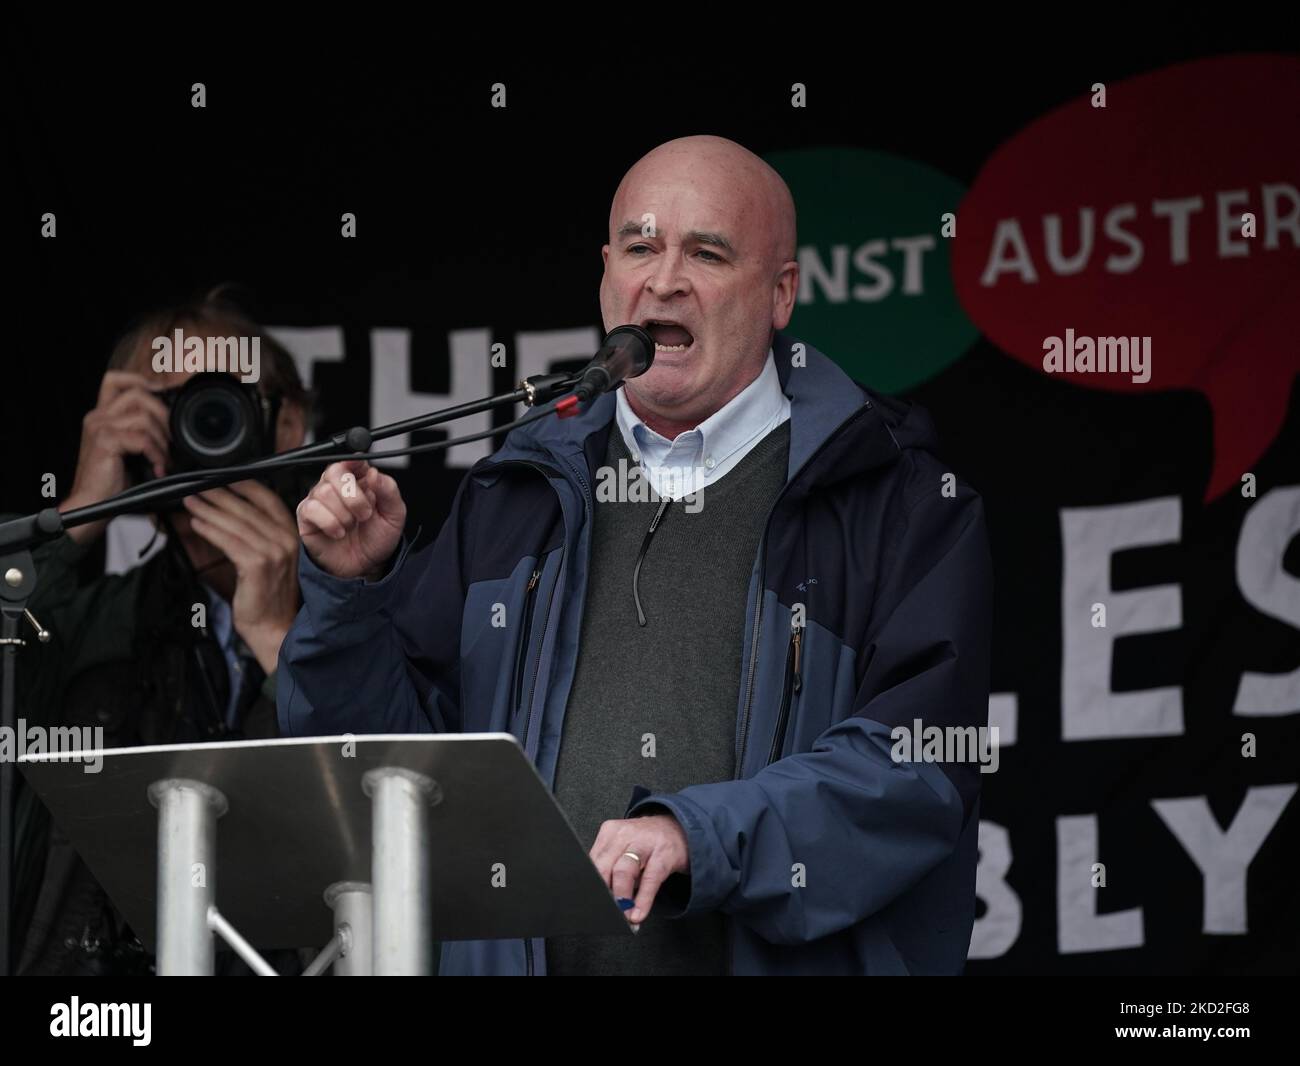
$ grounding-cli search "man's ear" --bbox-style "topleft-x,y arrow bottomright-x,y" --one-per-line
274,399 -> 307,452
772,259 -> 800,331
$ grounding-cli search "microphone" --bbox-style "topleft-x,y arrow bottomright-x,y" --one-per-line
573,325 -> 655,403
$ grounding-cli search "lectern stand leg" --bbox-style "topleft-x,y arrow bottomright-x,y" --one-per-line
323,881 -> 373,976
148,778 -> 228,976
363,767 -> 440,976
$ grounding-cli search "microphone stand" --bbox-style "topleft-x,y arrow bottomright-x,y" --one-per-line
0,369 -> 581,975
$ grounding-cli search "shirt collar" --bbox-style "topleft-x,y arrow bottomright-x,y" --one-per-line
200,580 -> 236,652
615,347 -> 784,468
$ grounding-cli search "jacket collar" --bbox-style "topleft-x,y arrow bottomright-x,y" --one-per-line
483,331 -> 902,488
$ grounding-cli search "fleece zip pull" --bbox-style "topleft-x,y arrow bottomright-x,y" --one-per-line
632,497 -> 672,626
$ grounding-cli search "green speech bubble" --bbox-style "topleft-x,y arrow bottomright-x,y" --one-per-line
765,147 -> 977,393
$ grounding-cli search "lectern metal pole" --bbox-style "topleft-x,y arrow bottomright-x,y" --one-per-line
363,767 -> 439,976
323,881 -> 373,976
148,778 -> 228,976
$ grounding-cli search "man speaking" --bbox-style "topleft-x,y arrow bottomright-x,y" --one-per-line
278,136 -> 993,975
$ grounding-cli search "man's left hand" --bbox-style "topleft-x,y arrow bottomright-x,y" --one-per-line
591,813 -> 689,924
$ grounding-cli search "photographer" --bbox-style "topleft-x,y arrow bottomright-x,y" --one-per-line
12,287 -> 313,975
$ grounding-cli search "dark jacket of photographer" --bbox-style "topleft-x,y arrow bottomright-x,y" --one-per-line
12,530 -> 279,976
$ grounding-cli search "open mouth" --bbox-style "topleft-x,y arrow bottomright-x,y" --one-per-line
643,320 -> 695,353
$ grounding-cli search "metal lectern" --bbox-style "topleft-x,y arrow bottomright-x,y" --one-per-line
19,733 -> 631,975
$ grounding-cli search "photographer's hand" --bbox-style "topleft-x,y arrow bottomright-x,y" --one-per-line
60,370 -> 172,544
182,480 -> 302,673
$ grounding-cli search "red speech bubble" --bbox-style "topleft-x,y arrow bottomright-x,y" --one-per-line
951,54 -> 1300,501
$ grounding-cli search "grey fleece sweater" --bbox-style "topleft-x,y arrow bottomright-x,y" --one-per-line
546,419 -> 791,975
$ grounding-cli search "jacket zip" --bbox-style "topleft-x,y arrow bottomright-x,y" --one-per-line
728,401 -> 872,976
523,567 -> 557,980
513,568 -> 541,722
475,456 -> 572,978
521,449 -> 593,768
766,619 -> 803,765
518,563 -> 540,977
517,451 -> 595,976
476,457 -> 568,765
734,402 -> 872,775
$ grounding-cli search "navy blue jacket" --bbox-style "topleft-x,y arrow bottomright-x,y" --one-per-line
278,333 -> 993,975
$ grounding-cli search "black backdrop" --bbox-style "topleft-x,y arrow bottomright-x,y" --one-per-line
7,29 -> 1299,975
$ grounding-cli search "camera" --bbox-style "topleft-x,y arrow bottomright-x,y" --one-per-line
126,373 -> 281,499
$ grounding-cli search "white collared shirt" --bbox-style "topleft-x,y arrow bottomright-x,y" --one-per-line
615,348 -> 790,501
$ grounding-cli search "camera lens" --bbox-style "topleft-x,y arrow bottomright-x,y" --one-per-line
163,373 -> 268,474
178,386 -> 246,458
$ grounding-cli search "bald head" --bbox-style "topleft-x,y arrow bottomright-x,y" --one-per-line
599,136 -> 801,437
609,136 -> 797,271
